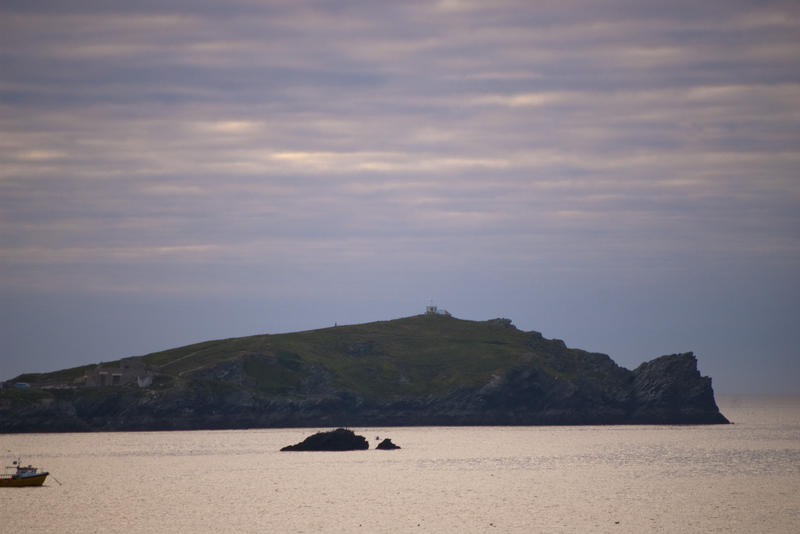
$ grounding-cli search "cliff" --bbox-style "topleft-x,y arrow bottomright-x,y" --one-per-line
0,314 -> 728,432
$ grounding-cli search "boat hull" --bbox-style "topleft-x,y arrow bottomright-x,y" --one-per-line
0,473 -> 48,487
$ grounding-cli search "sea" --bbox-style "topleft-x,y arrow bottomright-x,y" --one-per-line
1,396 -> 798,533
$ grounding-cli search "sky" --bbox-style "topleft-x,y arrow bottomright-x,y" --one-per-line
1,0 -> 799,394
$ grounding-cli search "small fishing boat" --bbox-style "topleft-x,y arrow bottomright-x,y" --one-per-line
0,459 -> 49,487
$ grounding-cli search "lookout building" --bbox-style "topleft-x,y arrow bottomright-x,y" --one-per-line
425,305 -> 451,316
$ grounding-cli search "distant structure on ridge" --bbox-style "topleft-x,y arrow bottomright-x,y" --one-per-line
425,304 -> 451,316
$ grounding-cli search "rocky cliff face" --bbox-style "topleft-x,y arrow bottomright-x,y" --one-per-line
630,353 -> 728,424
0,317 -> 729,432
0,352 -> 728,431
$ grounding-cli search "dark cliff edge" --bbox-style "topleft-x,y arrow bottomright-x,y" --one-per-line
0,315 -> 728,432
630,353 -> 728,424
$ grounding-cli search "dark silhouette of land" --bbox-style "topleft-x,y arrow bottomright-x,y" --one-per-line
0,314 -> 729,432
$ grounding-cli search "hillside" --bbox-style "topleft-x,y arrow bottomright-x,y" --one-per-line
0,314 -> 729,432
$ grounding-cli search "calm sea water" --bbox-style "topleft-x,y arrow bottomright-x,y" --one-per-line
1,396 -> 798,533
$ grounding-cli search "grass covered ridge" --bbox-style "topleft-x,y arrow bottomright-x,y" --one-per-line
8,314 -> 619,403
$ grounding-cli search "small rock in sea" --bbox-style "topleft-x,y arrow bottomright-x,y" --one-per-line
376,438 -> 401,450
280,428 -> 369,451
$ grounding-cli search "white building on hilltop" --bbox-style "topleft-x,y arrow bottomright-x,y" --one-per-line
425,304 -> 451,316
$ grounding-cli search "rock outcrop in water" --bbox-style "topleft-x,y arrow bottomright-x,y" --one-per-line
281,428 -> 369,451
376,438 -> 401,450
0,314 -> 728,432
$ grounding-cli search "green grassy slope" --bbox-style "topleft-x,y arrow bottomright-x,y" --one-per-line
15,314 -> 592,400
142,314 -> 556,400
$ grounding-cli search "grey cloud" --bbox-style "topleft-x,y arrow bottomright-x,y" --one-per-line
1,1 -> 798,392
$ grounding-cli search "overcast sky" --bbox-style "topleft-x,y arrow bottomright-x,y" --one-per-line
1,1 -> 798,394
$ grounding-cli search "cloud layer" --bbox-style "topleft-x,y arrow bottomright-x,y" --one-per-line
2,1 -> 799,392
